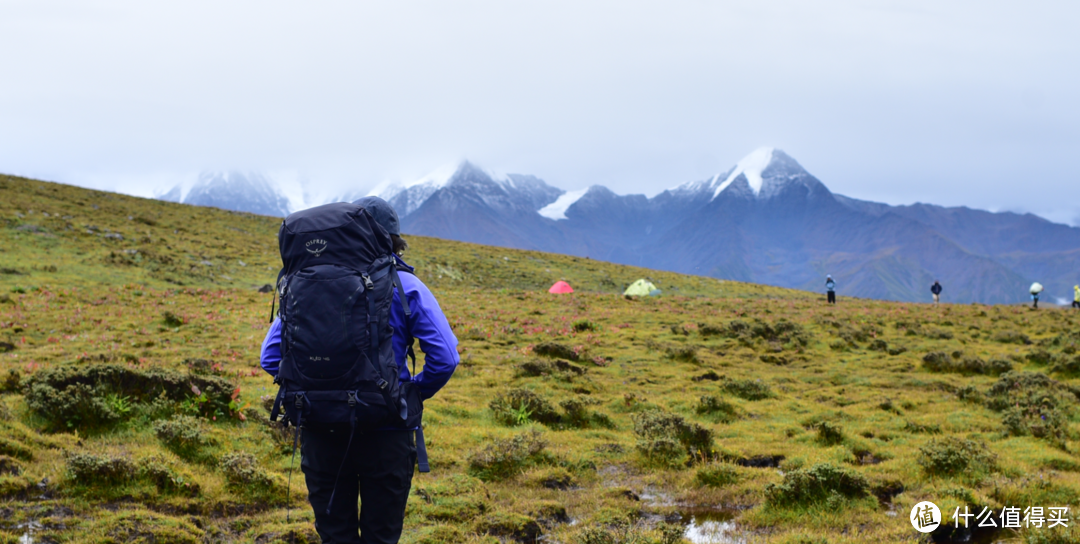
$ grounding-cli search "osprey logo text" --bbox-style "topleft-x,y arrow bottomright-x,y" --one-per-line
305,239 -> 328,257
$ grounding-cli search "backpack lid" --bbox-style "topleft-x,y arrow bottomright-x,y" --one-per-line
278,202 -> 393,274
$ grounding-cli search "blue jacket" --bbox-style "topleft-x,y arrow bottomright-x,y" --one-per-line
825,279 -> 835,292
260,256 -> 459,401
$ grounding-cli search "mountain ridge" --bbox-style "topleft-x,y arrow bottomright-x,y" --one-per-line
152,151 -> 1080,304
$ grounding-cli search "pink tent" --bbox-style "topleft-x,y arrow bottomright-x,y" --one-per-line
548,281 -> 574,294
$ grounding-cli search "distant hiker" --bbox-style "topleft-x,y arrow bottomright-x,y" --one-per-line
931,281 -> 943,304
825,275 -> 836,304
1073,285 -> 1079,309
1030,282 -> 1044,309
261,197 -> 459,544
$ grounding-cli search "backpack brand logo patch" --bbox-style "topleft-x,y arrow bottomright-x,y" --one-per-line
305,239 -> 328,257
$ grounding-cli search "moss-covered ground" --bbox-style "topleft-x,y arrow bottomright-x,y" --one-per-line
1,174 -> 1079,543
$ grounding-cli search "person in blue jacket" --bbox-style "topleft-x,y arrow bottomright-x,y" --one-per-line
261,196 -> 459,544
931,280 -> 943,304
825,275 -> 836,304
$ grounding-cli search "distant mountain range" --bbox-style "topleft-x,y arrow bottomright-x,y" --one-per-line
157,151 -> 1080,304
159,171 -> 291,218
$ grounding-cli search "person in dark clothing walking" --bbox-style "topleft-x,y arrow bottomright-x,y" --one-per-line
931,281 -> 943,304
825,275 -> 836,304
1073,285 -> 1079,309
261,197 -> 459,544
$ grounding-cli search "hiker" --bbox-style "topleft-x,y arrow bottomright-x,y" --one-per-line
1030,282 -> 1044,309
1073,285 -> 1079,309
260,196 -> 459,544
825,275 -> 836,304
931,280 -> 943,304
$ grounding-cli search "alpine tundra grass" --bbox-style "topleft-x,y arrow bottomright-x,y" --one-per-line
1,174 -> 1079,543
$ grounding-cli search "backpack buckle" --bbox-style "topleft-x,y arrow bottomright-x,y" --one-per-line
376,379 -> 388,390
362,274 -> 374,290
294,392 -> 305,409
347,391 -> 357,407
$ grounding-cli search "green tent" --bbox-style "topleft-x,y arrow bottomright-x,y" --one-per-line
623,279 -> 659,297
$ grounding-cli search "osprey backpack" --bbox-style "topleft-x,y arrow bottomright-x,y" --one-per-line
269,201 -> 412,431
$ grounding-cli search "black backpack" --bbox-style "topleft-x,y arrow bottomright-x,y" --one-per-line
269,202 -> 413,431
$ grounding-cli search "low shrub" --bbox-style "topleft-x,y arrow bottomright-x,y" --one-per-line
721,378 -> 773,401
162,311 -> 185,327
764,463 -> 870,508
698,323 -> 724,336
904,421 -> 942,434
722,319 -> 811,348
692,370 -> 721,382
219,451 -> 280,498
516,359 -> 586,378
664,346 -> 698,363
696,462 -> 741,487
489,389 -> 560,426
467,429 -> 550,482
923,353 -> 1012,375
993,330 -> 1032,345
816,422 -> 845,445
917,437 -> 997,477
0,370 -> 20,393
558,398 -> 613,429
1026,348 -> 1054,365
533,342 -> 580,361
138,455 -> 200,496
759,354 -> 789,365
922,327 -> 954,340
985,371 -> 1077,446
632,410 -> 714,466
1050,354 -> 1080,377
24,363 -> 234,431
695,395 -> 738,423
572,319 -> 597,332
153,415 -> 217,461
65,452 -> 136,486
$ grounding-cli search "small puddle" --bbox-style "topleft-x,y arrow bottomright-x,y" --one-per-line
18,521 -> 41,544
683,509 -> 744,544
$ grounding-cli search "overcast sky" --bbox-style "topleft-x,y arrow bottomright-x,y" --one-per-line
2,1 -> 1078,224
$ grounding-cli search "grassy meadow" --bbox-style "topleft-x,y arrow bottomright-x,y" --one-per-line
1,174 -> 1080,543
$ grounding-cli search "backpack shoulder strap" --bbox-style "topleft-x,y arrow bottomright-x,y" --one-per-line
389,262 -> 418,373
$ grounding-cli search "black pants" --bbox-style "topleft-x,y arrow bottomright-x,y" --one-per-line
1073,301 -> 1079,309
301,427 -> 416,544
827,291 -> 836,304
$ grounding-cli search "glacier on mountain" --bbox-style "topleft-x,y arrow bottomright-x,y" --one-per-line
712,146 -> 775,199
538,188 -> 589,220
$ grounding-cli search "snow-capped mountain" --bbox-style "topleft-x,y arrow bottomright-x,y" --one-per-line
158,171 -> 293,217
163,151 -> 1080,304
662,147 -> 825,203
348,150 -> 1080,304
363,161 -> 563,218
